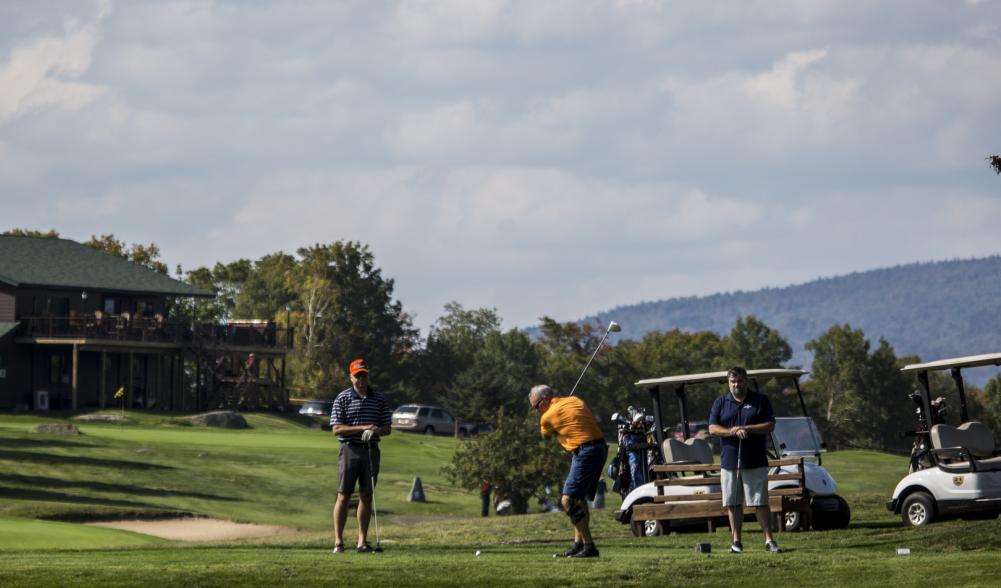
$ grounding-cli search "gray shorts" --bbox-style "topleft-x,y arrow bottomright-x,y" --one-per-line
337,443 -> 380,495
720,466 -> 768,507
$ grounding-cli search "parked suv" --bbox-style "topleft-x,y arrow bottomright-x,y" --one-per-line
392,404 -> 484,436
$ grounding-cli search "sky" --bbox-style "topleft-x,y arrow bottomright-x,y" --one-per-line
2,0 -> 1000,335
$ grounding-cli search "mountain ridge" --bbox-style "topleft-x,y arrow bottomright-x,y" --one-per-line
581,255 -> 1001,378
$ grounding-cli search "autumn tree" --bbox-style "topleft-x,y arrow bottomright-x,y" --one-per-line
84,234 -> 169,274
2,228 -> 59,237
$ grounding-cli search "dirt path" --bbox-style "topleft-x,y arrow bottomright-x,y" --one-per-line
87,518 -> 294,542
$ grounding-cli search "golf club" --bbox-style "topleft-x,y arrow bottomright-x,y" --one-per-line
366,440 -> 384,553
569,320 -> 622,396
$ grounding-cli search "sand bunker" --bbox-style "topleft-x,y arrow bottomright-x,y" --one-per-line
88,518 -> 292,542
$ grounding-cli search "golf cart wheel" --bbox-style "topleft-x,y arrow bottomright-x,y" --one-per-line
811,495 -> 850,530
784,507 -> 812,532
832,495 -> 851,529
423,426 -> 434,435
901,492 -> 935,527
630,517 -> 664,537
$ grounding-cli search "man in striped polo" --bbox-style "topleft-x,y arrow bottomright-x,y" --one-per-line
330,359 -> 392,553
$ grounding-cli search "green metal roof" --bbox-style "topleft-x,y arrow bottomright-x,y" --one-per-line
0,236 -> 213,298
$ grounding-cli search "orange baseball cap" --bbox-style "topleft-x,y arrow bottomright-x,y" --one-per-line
349,359 -> 369,376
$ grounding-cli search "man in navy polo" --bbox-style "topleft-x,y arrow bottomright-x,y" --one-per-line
330,359 -> 391,554
708,366 -> 780,554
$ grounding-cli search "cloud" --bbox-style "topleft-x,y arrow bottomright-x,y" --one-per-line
390,101 -> 481,158
388,0 -> 507,45
0,8 -> 109,124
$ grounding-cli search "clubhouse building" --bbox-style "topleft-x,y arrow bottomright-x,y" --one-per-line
0,236 -> 291,412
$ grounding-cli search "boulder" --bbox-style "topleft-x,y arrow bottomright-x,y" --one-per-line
33,423 -> 82,435
186,411 -> 249,429
72,414 -> 131,424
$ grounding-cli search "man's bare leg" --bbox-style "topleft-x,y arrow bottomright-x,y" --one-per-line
728,505 -> 743,544
357,493 -> 372,546
756,505 -> 774,543
562,495 -> 592,543
333,492 -> 351,547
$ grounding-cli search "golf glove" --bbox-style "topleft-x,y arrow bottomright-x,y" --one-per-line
360,429 -> 375,442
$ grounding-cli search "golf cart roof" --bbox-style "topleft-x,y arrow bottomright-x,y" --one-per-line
901,352 -> 1001,374
634,368 -> 808,389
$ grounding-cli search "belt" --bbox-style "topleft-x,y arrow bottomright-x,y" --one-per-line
573,438 -> 605,454
340,440 -> 378,447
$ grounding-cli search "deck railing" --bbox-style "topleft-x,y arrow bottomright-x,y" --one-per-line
16,315 -> 293,350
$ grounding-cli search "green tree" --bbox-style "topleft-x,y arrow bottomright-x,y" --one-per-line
805,324 -> 910,450
535,317 -> 636,422
443,412 -> 568,514
286,241 -> 417,398
988,154 -> 1001,175
721,316 -> 797,413
721,316 -> 792,370
408,303 -> 502,407
233,253 -> 296,321
84,234 -> 169,274
444,329 -> 541,423
971,375 -> 1001,434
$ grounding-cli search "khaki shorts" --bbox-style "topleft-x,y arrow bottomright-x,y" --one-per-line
720,466 -> 768,507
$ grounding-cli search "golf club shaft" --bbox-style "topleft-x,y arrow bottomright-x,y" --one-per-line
367,442 -> 380,548
569,329 -> 613,397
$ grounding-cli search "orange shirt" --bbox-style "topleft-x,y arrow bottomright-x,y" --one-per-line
540,396 -> 604,452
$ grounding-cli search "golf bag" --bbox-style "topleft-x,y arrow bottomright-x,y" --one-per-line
608,406 -> 654,498
907,391 -> 948,472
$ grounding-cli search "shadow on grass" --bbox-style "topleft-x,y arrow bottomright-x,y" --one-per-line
0,473 -> 239,502
0,438 -> 101,449
0,484 -> 165,510
0,449 -> 174,470
848,521 -> 901,530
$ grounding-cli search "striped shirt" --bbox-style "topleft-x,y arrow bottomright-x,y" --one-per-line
330,386 -> 392,442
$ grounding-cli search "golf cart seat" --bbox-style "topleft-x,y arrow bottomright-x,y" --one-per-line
662,437 -> 714,465
930,422 -> 1001,472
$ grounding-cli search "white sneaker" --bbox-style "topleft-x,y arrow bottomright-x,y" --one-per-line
730,541 -> 743,554
765,540 -> 781,553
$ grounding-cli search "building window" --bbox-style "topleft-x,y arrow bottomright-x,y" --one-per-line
0,353 -> 6,379
49,354 -> 69,385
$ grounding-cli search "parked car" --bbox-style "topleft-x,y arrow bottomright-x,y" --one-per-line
299,400 -> 334,417
392,404 -> 484,436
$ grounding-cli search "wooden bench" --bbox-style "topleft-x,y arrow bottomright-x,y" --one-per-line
631,457 -> 809,534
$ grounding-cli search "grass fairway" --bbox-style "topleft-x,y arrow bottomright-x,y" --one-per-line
2,412 -> 1000,587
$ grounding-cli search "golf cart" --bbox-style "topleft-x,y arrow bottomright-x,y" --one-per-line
887,353 -> 1001,526
614,369 -> 850,536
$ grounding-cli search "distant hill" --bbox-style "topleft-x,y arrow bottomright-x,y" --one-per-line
583,256 -> 1001,379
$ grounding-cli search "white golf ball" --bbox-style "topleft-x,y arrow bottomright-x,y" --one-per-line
475,550 -> 481,557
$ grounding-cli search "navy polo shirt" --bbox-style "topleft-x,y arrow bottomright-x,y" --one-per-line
708,390 -> 775,470
330,387 -> 391,442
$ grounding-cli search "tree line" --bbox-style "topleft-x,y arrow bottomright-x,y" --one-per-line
8,228 -> 1001,453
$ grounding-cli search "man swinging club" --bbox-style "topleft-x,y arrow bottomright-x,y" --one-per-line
529,385 -> 607,558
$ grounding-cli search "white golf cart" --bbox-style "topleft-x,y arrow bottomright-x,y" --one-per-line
887,353 -> 1001,526
614,369 -> 850,536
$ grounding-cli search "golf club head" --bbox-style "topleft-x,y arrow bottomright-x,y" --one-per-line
373,546 -> 384,553
607,321 -> 621,333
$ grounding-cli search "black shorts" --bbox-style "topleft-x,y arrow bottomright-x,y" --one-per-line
337,443 -> 380,495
